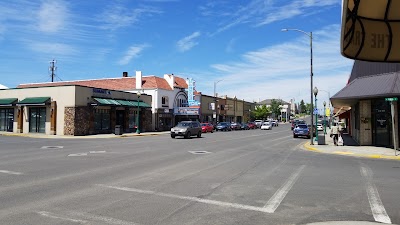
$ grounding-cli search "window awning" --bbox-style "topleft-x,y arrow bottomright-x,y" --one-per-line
0,98 -> 18,106
93,98 -> 151,108
16,97 -> 50,106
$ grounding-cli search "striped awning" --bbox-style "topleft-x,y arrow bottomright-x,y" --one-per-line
93,98 -> 150,108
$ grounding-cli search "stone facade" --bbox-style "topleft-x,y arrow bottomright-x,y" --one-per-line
64,107 -> 75,135
64,106 -> 91,135
358,100 -> 372,145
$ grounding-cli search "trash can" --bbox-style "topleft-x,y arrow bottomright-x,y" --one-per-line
115,125 -> 122,135
317,134 -> 325,145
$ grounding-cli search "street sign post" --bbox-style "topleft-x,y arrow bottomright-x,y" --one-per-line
313,108 -> 319,115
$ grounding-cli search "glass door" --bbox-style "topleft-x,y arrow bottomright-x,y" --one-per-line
0,108 -> 14,132
29,107 -> 46,133
372,100 -> 391,147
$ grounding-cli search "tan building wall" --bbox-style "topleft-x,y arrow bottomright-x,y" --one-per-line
0,85 -> 152,135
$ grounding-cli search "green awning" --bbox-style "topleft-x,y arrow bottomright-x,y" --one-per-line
93,98 -> 151,108
0,98 -> 18,106
93,98 -> 121,106
17,97 -> 50,106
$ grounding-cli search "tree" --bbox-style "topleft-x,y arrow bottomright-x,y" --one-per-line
299,100 -> 306,114
270,99 -> 282,119
305,103 -> 312,114
253,105 -> 271,120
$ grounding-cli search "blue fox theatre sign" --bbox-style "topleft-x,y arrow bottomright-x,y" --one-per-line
174,78 -> 200,116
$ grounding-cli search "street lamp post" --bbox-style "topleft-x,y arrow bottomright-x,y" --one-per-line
323,101 -> 327,135
214,80 -> 223,124
136,92 -> 142,134
319,89 -> 331,127
282,28 -> 314,145
313,87 -> 318,143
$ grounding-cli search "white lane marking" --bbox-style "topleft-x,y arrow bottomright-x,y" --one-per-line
38,211 -> 139,225
68,153 -> 88,157
0,170 -> 23,175
89,151 -> 107,154
360,166 -> 392,224
263,165 -> 306,213
97,184 -> 270,213
37,211 -> 87,224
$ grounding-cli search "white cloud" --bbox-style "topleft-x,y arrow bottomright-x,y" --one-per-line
176,31 -> 201,52
27,41 -> 78,56
204,0 -> 339,35
37,0 -> 69,33
99,4 -> 161,30
257,0 -> 339,26
193,24 -> 353,105
118,44 -> 149,65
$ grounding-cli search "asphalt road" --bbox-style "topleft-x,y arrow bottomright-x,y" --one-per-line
0,123 -> 399,225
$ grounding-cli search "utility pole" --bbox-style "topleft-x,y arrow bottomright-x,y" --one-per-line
49,59 -> 57,82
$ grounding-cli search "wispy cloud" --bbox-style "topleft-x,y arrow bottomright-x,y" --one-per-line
203,0 -> 339,35
257,0 -> 339,26
194,25 -> 353,105
99,3 -> 162,30
176,31 -> 201,52
27,41 -> 79,56
118,44 -> 150,65
37,0 -> 69,33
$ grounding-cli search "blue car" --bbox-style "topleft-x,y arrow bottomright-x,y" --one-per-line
216,122 -> 232,131
293,124 -> 310,138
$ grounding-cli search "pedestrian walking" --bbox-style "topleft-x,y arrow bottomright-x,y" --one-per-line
330,122 -> 339,146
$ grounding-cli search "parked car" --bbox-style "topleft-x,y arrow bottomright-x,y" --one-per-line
317,123 -> 324,131
269,120 -> 278,127
291,119 -> 306,130
171,121 -> 202,139
240,123 -> 250,130
293,124 -> 310,138
254,120 -> 263,128
261,122 -> 272,130
247,122 -> 257,129
216,122 -> 232,131
201,123 -> 214,133
230,122 -> 241,130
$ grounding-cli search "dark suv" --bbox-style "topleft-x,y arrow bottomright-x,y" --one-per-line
170,121 -> 202,139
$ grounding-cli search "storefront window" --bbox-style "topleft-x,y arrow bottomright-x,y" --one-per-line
94,109 -> 110,130
0,108 -> 14,132
129,109 -> 138,130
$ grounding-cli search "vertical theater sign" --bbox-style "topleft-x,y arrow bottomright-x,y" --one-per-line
341,0 -> 400,62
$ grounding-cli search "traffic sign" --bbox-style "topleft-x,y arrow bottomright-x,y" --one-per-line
313,108 -> 319,115
385,97 -> 398,101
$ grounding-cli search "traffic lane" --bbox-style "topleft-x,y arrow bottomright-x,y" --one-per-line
0,127 -> 294,217
1,128 -> 300,223
361,158 -> 400,224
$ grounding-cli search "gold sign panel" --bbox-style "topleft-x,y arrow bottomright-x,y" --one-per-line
341,0 -> 400,62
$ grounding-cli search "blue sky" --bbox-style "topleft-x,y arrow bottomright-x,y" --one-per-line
0,0 -> 353,109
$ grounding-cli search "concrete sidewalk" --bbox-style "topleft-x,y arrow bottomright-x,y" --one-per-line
0,131 -> 170,139
303,128 -> 400,160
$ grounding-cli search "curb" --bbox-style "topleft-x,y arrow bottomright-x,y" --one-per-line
0,132 -> 168,139
302,142 -> 400,161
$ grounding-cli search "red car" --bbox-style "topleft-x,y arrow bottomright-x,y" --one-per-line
201,123 -> 214,133
247,122 -> 257,129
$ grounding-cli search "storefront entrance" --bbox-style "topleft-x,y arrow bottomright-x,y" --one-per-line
116,110 -> 125,129
29,107 -> 46,133
372,100 -> 392,147
0,108 -> 14,132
